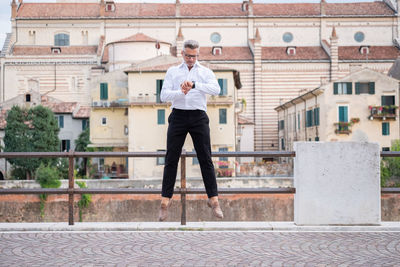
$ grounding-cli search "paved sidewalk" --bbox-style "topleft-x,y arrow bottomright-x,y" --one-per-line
1,221 -> 400,232
1,228 -> 400,266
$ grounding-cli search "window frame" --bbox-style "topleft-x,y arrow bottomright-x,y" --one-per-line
54,33 -> 70,46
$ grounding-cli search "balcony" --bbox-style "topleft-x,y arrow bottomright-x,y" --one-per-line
92,99 -> 129,108
334,122 -> 351,135
369,105 -> 397,121
130,94 -> 167,106
208,95 -> 234,106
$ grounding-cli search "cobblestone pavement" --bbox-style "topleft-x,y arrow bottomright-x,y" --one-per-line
1,231 -> 400,266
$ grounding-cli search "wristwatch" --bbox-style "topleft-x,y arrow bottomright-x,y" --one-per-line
192,81 -> 195,88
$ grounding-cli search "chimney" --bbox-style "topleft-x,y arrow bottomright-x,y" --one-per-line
100,0 -> 105,17
176,27 -> 184,58
176,0 -> 180,17
255,28 -> 261,43
248,0 -> 254,16
320,0 -> 326,16
330,26 -> 339,81
11,0 -> 17,19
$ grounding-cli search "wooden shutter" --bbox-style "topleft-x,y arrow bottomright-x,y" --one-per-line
369,82 -> 375,95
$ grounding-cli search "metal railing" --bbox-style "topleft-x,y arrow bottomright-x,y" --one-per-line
0,150 -> 399,225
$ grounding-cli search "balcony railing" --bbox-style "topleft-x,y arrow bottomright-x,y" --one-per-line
92,99 -> 129,108
369,105 -> 397,120
334,122 -> 351,134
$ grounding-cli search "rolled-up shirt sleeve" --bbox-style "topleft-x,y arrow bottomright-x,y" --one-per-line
194,69 -> 220,96
160,68 -> 184,102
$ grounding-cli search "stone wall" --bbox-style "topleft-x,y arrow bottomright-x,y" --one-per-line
1,193 -> 399,223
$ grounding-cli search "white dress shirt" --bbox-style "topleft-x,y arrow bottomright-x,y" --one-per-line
160,61 -> 220,111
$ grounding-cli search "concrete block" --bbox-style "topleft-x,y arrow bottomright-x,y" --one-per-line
294,142 -> 380,225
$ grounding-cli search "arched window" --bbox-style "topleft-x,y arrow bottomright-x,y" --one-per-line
54,33 -> 70,46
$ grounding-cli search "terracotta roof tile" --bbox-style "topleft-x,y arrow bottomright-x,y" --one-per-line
13,46 -> 97,56
262,46 -> 329,60
325,2 -> 393,16
111,33 -> 170,45
180,4 -> 244,17
254,3 -> 320,16
339,46 -> 400,60
73,106 -> 90,118
42,102 -> 77,114
238,115 -> 254,125
199,47 -> 253,61
16,2 -> 394,19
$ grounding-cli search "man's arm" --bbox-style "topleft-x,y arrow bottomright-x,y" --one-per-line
160,69 -> 184,102
193,69 -> 220,96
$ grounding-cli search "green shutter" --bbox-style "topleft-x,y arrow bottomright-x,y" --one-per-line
314,108 -> 320,126
347,82 -> 352,95
382,122 -> 390,136
219,109 -> 227,124
355,83 -> 360,95
66,140 -> 70,151
339,106 -> 348,122
298,114 -> 300,129
156,80 -> 163,103
334,83 -> 338,95
369,82 -> 375,95
306,110 -> 313,127
59,115 -> 64,128
157,109 -> 165,125
100,83 -> 108,100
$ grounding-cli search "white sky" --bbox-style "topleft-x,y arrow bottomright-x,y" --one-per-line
0,0 -> 377,50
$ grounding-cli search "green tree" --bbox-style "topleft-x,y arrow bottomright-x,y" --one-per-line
381,140 -> 400,187
4,105 -> 60,179
4,106 -> 32,179
75,127 -> 90,177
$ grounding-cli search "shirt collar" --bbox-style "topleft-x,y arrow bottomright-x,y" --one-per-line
179,60 -> 201,70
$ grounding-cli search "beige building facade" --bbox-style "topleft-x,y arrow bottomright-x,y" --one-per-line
1,0 -> 400,156
276,68 -> 400,151
124,56 -> 238,178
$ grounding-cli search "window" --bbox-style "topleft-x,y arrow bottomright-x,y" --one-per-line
54,33 -> 70,46
279,120 -> 284,130
281,138 -> 285,150
156,79 -> 163,103
334,82 -> 352,95
382,122 -> 390,136
355,82 -> 374,95
100,83 -> 108,100
157,149 -> 165,165
338,106 -> 348,122
286,47 -> 296,55
210,32 -> 221,44
382,95 -> 395,106
218,79 -> 227,96
314,107 -> 320,126
124,108 -> 128,116
282,32 -> 293,43
315,137 -> 320,141
57,115 -> 64,128
82,119 -> 88,130
25,94 -> 31,102
212,47 -> 222,56
306,110 -> 313,127
101,117 -> 107,126
382,147 -> 390,151
157,109 -> 165,125
219,109 -> 227,124
61,139 -> 70,152
192,149 -> 199,165
99,158 -> 105,171
219,147 -> 228,163
354,32 -> 365,43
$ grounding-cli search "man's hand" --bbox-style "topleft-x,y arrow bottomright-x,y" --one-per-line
181,81 -> 194,95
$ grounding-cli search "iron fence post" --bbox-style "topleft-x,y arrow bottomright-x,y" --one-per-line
68,151 -> 75,225
180,150 -> 186,225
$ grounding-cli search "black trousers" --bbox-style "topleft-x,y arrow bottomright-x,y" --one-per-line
162,108 -> 218,198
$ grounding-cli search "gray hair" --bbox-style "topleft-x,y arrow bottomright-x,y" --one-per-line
183,40 -> 199,51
